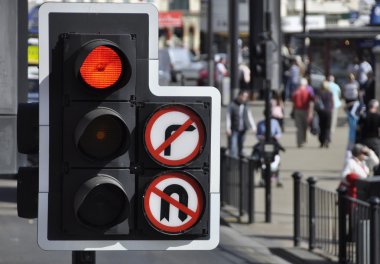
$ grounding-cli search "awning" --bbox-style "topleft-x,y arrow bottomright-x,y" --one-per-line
159,11 -> 183,28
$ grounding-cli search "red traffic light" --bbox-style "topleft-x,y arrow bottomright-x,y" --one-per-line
80,46 -> 123,89
76,40 -> 131,90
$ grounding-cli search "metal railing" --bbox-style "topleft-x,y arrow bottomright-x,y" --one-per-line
220,148 -> 256,223
293,172 -> 380,264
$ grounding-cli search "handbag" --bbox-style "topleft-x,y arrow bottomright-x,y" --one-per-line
310,112 -> 320,135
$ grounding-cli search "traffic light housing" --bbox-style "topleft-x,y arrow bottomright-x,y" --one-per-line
37,3 -> 220,250
253,42 -> 267,79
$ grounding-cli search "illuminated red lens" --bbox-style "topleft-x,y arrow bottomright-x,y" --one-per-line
80,46 -> 123,89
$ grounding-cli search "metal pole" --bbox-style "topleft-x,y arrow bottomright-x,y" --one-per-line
220,147 -> 227,207
207,0 -> 214,87
249,0 -> 265,96
307,177 -> 317,251
337,187 -> 347,264
369,196 -> 380,264
239,156 -> 244,221
292,172 -> 303,247
264,80 -> 272,223
229,0 -> 239,99
72,251 -> 96,264
302,0 -> 307,58
248,157 -> 256,224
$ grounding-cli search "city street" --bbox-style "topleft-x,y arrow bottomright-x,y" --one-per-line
0,101 -> 346,263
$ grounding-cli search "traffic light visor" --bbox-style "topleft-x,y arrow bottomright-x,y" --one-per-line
79,45 -> 123,89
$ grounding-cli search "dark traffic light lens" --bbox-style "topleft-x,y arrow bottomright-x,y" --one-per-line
80,46 -> 123,89
74,175 -> 130,229
75,108 -> 130,161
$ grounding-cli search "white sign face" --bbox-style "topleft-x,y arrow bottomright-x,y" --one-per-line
144,105 -> 205,167
144,172 -> 204,234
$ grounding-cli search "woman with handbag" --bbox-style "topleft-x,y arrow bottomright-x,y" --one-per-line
315,81 -> 334,148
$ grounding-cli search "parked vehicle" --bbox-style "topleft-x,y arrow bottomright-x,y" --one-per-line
160,47 -> 206,85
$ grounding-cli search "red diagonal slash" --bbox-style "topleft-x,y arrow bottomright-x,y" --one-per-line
152,187 -> 197,219
152,118 -> 195,156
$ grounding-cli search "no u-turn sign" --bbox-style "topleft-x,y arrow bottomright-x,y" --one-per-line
143,172 -> 204,234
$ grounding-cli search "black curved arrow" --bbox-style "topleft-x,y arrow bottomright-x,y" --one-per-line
160,184 -> 188,222
164,124 -> 196,156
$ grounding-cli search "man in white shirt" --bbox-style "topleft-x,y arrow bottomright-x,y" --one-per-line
342,144 -> 379,180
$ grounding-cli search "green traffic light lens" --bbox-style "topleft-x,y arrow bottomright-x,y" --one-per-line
74,175 -> 130,229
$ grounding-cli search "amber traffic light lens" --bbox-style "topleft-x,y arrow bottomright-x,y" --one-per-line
79,46 -> 123,89
75,108 -> 130,161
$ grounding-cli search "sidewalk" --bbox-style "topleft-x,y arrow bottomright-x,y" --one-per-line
220,100 -> 347,263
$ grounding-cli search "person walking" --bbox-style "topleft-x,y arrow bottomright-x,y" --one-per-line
215,57 -> 228,92
292,78 -> 314,148
357,56 -> 373,88
328,75 -> 342,133
343,73 -> 361,148
363,71 -> 375,106
358,99 -> 380,158
284,58 -> 300,100
315,81 -> 334,148
226,90 -> 256,157
271,90 -> 285,131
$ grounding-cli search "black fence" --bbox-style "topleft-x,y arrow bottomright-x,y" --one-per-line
293,172 -> 380,264
220,148 -> 256,223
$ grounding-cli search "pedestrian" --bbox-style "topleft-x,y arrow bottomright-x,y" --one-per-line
357,99 -> 380,158
215,57 -> 228,93
328,75 -> 342,133
226,90 -> 256,157
255,114 -> 283,187
343,73 -> 361,149
239,63 -> 250,90
357,56 -> 373,88
315,81 -> 334,148
271,90 -> 285,131
292,78 -> 314,148
362,71 -> 375,106
284,58 -> 300,100
342,144 -> 379,181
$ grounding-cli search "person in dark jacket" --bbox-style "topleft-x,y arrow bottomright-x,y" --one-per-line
315,80 -> 334,148
226,90 -> 256,157
358,99 -> 380,157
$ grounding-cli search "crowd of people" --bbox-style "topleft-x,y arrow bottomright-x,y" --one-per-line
225,54 -> 380,190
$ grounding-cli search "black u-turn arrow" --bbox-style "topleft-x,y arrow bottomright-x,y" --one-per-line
164,124 -> 196,156
160,184 -> 188,222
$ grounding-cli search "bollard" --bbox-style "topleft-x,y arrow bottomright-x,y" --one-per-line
369,196 -> 380,264
337,186 -> 347,264
238,155 -> 244,220
307,177 -> 317,251
220,147 -> 227,207
292,172 -> 303,247
248,157 -> 256,224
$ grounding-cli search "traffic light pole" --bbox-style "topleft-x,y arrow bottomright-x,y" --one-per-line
264,79 -> 272,223
72,251 -> 96,264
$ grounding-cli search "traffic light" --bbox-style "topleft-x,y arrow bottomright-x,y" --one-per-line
37,3 -> 220,250
253,42 -> 268,79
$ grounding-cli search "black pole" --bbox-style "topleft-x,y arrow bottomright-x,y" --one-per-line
337,187 -> 347,264
248,157 -> 256,224
72,251 -> 96,264
302,0 -> 307,57
369,196 -> 380,264
207,0 -> 214,87
249,0 -> 265,96
220,147 -> 227,207
229,0 -> 239,100
239,156 -> 244,221
264,80 -> 272,223
307,177 -> 317,251
292,172 -> 303,247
